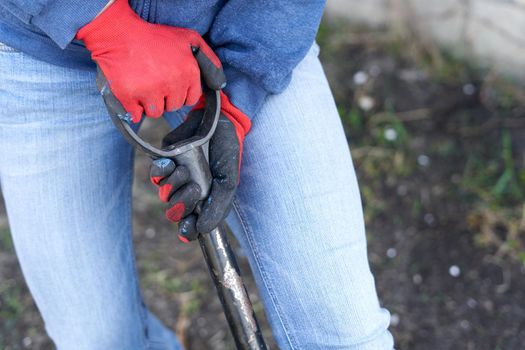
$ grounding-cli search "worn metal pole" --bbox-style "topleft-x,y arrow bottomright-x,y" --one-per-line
199,226 -> 268,349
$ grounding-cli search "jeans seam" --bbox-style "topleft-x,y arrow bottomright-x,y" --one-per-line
0,42 -> 19,53
232,199 -> 300,350
123,152 -> 150,350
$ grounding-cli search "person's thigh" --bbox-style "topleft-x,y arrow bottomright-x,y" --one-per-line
0,44 -> 179,350
225,44 -> 394,349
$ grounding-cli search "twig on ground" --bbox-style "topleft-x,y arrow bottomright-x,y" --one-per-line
369,108 -> 431,124
351,146 -> 394,160
453,117 -> 525,137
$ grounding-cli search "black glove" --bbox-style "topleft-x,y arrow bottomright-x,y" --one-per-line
150,93 -> 251,242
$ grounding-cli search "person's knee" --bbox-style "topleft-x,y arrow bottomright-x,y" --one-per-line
280,321 -> 394,350
272,301 -> 393,350
344,328 -> 394,350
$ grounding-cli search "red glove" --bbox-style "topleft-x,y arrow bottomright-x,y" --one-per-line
76,0 -> 224,123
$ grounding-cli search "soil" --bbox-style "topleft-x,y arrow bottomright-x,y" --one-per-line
319,23 -> 525,349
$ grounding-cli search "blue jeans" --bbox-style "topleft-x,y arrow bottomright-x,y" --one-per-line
0,41 -> 393,349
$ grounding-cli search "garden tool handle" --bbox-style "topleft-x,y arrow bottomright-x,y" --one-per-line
95,50 -> 268,350
95,47 -> 221,198
97,67 -> 217,198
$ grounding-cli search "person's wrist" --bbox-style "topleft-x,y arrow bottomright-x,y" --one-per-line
191,96 -> 251,148
75,0 -> 145,60
219,91 -> 251,142
191,91 -> 251,141
76,0 -> 138,44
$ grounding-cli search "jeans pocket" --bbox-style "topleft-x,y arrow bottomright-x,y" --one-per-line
0,42 -> 19,53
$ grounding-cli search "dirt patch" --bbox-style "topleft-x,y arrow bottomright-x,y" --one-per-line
319,20 -> 525,349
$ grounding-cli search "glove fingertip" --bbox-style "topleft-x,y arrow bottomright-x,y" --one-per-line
152,158 -> 175,175
166,202 -> 186,222
186,84 -> 202,106
178,235 -> 190,244
150,159 -> 176,183
152,158 -> 175,168
127,106 -> 143,124
179,215 -> 199,242
150,176 -> 163,186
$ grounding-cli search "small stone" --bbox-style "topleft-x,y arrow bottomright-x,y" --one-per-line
459,319 -> 470,330
445,299 -> 457,310
386,248 -> 397,258
145,227 -> 156,239
353,71 -> 369,85
22,337 -> 32,348
432,185 -> 444,196
463,83 -> 476,96
197,317 -> 207,327
370,65 -> 381,77
358,95 -> 375,111
390,313 -> 400,326
451,174 -> 462,184
412,274 -> 423,285
467,298 -> 477,308
483,300 -> 494,312
397,185 -> 408,196
417,154 -> 430,167
424,213 -> 435,226
399,69 -> 426,82
449,265 -> 461,277
384,128 -> 398,141
394,230 -> 404,240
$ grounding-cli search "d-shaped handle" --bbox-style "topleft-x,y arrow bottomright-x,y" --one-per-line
95,47 -> 223,199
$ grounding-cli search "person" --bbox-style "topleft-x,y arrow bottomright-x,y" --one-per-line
0,0 -> 393,349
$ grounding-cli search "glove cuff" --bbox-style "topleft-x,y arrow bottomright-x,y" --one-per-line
192,91 -> 252,145
76,0 -> 140,49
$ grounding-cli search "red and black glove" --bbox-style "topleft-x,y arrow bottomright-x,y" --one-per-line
76,0 -> 224,123
150,92 -> 251,242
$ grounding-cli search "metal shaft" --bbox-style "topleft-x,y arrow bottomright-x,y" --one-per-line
198,226 -> 268,349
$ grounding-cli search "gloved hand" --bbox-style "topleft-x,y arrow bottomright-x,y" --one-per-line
76,0 -> 224,123
150,92 -> 251,242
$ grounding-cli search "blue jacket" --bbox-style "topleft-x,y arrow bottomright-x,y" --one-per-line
0,0 -> 326,118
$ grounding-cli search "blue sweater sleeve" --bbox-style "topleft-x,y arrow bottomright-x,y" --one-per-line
208,0 -> 326,119
9,0 -> 108,49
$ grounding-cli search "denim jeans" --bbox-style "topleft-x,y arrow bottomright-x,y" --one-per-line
0,41 -> 393,349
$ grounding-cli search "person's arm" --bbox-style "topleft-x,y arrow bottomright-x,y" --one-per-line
8,0 -> 111,49
208,0 -> 327,118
